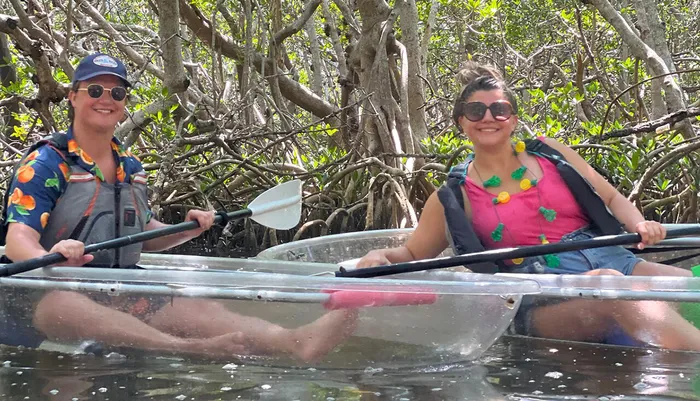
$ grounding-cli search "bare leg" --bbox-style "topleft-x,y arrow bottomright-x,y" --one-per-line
33,291 -> 247,357
631,261 -> 691,277
531,269 -> 700,350
147,298 -> 359,362
531,297 -> 700,350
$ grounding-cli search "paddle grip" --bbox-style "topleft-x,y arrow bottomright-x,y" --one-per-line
0,253 -> 66,277
322,290 -> 438,310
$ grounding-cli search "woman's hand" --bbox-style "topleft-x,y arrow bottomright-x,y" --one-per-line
634,221 -> 666,249
355,249 -> 393,268
49,239 -> 94,266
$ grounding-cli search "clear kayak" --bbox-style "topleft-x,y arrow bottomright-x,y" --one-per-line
2,223 -> 700,366
0,249 -> 539,369
257,227 -> 700,302
257,227 -> 700,350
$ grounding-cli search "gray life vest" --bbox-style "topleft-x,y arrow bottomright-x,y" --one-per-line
1,132 -> 150,267
436,139 -> 624,274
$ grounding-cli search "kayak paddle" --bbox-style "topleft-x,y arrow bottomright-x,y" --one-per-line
0,180 -> 302,277
336,225 -> 700,278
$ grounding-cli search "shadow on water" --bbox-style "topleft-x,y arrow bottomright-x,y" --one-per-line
2,336 -> 700,400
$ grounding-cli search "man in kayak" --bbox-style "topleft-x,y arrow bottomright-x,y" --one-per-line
356,61 -> 700,351
1,53 -> 356,361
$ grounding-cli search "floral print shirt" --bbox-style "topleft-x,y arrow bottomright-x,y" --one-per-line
5,127 -> 151,236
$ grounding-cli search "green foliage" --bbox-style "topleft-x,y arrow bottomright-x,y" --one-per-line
2,0 -> 699,227
420,131 -> 471,156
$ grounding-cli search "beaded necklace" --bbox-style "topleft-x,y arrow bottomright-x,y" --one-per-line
470,140 -> 560,268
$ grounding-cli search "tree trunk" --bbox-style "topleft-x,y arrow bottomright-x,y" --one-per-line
631,0 -> 667,119
0,32 -> 19,139
353,0 -> 398,166
157,0 -> 188,95
306,17 -> 323,97
397,0 -> 428,143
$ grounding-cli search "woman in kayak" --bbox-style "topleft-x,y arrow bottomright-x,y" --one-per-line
1,53 -> 356,361
356,61 -> 700,351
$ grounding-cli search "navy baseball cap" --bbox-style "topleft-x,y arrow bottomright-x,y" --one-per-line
72,53 -> 132,87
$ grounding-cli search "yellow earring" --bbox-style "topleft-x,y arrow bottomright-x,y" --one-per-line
513,140 -> 526,153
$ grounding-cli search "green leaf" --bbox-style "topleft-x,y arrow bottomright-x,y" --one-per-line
15,206 -> 29,216
45,177 -> 60,190
631,151 -> 640,170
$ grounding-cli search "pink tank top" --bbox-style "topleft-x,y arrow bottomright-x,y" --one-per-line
465,156 -> 589,249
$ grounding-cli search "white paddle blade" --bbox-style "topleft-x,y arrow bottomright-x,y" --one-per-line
248,179 -> 302,230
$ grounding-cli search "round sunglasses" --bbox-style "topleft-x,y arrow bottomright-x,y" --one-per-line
76,84 -> 128,102
462,101 -> 514,122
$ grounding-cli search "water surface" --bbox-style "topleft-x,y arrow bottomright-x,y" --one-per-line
2,335 -> 699,400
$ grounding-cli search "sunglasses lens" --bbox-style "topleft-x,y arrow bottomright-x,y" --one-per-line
87,85 -> 104,99
464,102 -> 487,122
111,87 -> 127,101
491,102 -> 513,121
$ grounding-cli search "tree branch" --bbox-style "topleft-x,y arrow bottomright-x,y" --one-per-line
117,98 -> 179,146
272,0 -> 321,45
80,2 -> 165,80
598,107 -> 700,141
8,0 -> 61,54
0,14 -> 19,33
178,0 -> 339,121
587,0 -> 694,137
628,139 -> 700,203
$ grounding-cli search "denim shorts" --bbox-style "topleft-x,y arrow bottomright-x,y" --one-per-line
504,226 -> 644,337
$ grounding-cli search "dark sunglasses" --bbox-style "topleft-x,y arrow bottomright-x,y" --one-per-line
77,84 -> 128,102
462,101 -> 514,122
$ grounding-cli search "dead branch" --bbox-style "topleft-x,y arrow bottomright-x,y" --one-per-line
597,106 -> 700,141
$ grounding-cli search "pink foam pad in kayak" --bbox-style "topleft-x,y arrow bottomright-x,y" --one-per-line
321,289 -> 438,310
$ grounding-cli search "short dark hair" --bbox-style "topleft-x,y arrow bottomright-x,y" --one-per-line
452,62 -> 518,128
67,81 -> 81,124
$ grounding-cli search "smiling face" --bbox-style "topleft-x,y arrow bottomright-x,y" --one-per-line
68,75 -> 126,135
457,89 -> 518,150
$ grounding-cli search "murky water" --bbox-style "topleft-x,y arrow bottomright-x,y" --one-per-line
2,335 -> 699,401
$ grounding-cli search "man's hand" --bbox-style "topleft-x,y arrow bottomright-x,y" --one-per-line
49,239 -> 94,266
184,209 -> 216,238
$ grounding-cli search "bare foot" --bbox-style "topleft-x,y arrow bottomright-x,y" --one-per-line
290,309 -> 359,362
185,332 -> 249,358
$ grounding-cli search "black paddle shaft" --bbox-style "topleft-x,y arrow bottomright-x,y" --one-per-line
336,226 -> 700,278
0,208 -> 253,277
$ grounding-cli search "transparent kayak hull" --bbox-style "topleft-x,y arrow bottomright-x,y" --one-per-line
0,254 -> 539,369
257,228 -> 700,351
